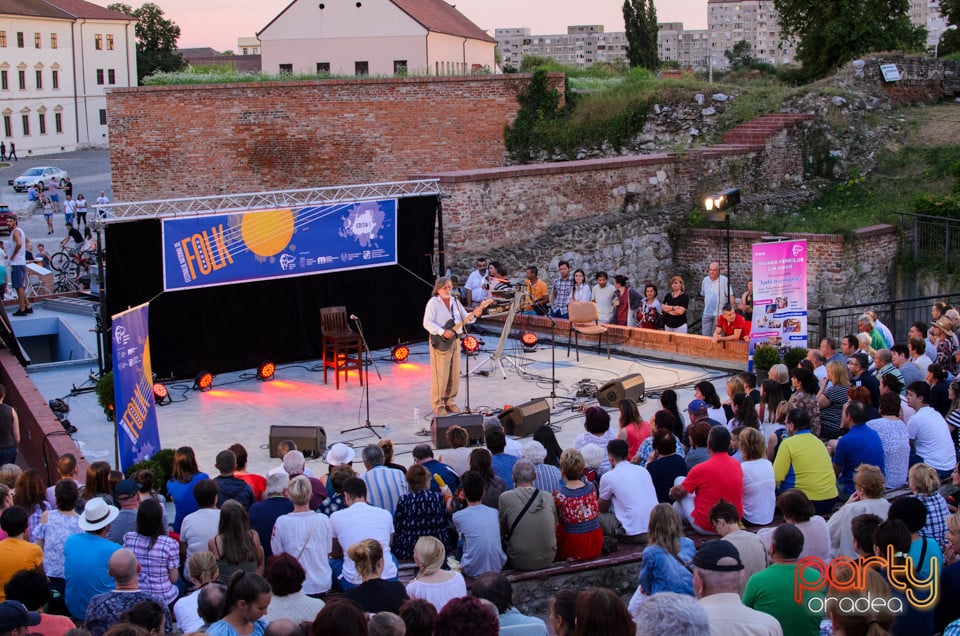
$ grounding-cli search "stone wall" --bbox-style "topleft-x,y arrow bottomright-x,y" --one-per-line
851,55 -> 960,104
107,74 -> 564,200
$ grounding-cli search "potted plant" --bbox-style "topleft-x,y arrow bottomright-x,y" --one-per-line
752,344 -> 781,381
783,346 -> 809,370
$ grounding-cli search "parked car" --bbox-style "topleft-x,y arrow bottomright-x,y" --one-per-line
0,204 -> 15,235
10,166 -> 68,192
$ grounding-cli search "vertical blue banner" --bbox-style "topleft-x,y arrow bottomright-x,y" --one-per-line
112,303 -> 161,471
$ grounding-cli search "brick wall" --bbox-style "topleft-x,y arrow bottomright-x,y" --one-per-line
108,74 -> 565,200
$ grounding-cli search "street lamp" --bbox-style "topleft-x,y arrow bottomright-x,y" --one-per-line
703,188 -> 741,301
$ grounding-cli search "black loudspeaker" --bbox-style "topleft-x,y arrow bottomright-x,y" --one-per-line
269,425 -> 327,458
595,373 -> 645,407
432,413 -> 485,449
498,398 -> 550,438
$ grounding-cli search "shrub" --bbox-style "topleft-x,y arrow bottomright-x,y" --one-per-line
96,372 -> 114,421
752,344 -> 781,371
783,346 -> 809,370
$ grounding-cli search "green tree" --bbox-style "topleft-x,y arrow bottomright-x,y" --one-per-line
503,70 -> 562,163
623,0 -> 659,70
724,39 -> 754,68
107,2 -> 186,83
938,0 -> 960,55
519,55 -> 555,72
773,0 -> 926,80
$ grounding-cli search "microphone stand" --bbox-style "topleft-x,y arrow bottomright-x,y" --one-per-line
341,315 -> 385,439
546,314 -> 559,407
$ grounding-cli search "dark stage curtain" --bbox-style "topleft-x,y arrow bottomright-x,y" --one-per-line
105,196 -> 438,379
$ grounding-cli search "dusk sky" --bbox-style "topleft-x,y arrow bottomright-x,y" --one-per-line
153,0 -> 709,52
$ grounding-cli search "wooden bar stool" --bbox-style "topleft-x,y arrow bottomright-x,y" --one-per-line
320,306 -> 363,389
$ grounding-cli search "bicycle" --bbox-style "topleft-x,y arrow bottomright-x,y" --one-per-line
24,273 -> 52,300
50,248 -> 96,279
52,272 -> 82,294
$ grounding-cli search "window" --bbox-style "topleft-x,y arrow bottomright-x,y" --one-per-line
316,62 -> 330,74
0,31 -> 6,47
34,32 -> 40,48
355,61 -> 369,76
106,34 -> 114,50
51,33 -> 57,49
35,70 -> 41,89
279,63 -> 292,74
54,112 -> 62,133
108,69 -> 115,84
95,34 -> 102,50
16,32 -> 23,48
21,114 -> 29,135
393,60 -> 407,75
242,47 -> 248,55
52,70 -> 58,89
99,109 -> 107,125
38,112 -> 46,134
17,70 -> 25,90
96,69 -> 104,85
2,116 -> 9,137
0,71 -> 6,90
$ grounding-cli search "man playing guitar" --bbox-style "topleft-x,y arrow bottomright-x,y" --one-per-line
423,277 -> 492,417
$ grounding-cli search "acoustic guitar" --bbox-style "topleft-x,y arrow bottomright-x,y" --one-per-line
430,299 -> 494,352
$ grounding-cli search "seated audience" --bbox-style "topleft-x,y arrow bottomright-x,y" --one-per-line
399,598 -> 437,636
166,446 -> 209,535
773,408 -> 838,515
45,453 -> 81,509
464,448 -> 505,510
548,589 -> 578,636
84,549 -> 173,636
599,439 -> 657,543
378,438 -> 407,474
499,459 -> 557,570
831,401 -> 885,499
708,500 -> 768,594
362,444 -> 409,516
683,421 -> 711,471
670,426 -> 743,535
270,475 -> 332,596
330,478 -> 397,591
3,568 -> 76,635
486,429 -> 518,489
451,471 -> 506,578
635,505 -> 695,602
230,443 -> 266,503
206,571 -> 272,636
318,464 -> 355,517
249,472 -> 293,559
438,426 -> 473,477
617,398 -> 651,461
632,411 -> 685,468
574,407 -> 617,474
574,587 -> 635,636
392,465 -> 450,560
907,380 -> 956,478
826,464 -> 890,559
646,431 -> 688,504
122,497 -> 179,608
867,391 -> 911,489
209,500 -> 264,585
522,441 -> 563,495
282,451 -> 325,510
262,553 -> 326,625
909,462 -> 952,551
553,449 -> 603,561
936,511 -> 960,632
759,489 -> 831,562
180,479 -> 222,564
173,551 -> 220,634
64,497 -> 121,619
889,496 -> 943,584
874,517 -> 936,634
405,536 -> 466,612
343,539 -> 409,614
213,450 -> 255,510
105,479 -> 140,544
739,427 -> 775,525
471,572 -> 547,634
433,595 -> 499,636
634,591 -> 710,636
33,479 -> 81,603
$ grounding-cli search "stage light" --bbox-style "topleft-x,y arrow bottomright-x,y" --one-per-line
391,345 -> 409,363
193,371 -> 214,392
257,361 -> 276,381
521,332 -> 539,350
153,383 -> 171,406
703,187 -> 741,212
462,335 -> 480,353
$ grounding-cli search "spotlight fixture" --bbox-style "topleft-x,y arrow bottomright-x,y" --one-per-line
193,371 -> 214,392
703,187 -> 741,213
521,332 -> 539,350
462,335 -> 480,354
391,344 -> 410,363
257,361 -> 276,381
153,383 -> 171,406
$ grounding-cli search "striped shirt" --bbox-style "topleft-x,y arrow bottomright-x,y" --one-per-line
363,465 -> 408,516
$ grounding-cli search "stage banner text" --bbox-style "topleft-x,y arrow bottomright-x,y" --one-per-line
112,302 -> 161,471
749,240 -> 809,361
161,199 -> 398,291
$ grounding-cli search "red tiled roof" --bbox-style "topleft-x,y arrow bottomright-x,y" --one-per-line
41,0 -> 134,21
390,0 -> 494,42
0,0 -> 73,19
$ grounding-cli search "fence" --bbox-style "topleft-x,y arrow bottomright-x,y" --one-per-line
817,293 -> 960,345
899,211 -> 960,272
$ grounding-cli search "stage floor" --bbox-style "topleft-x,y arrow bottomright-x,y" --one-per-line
24,308 -> 734,476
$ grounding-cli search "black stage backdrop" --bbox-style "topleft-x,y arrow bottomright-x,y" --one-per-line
105,195 -> 438,380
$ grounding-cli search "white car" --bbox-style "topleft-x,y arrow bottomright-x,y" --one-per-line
11,166 -> 68,192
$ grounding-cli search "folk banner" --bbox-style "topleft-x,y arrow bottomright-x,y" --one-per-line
112,302 -> 161,471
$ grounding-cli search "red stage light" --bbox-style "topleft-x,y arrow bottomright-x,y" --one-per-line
521,332 -> 539,348
257,361 -> 276,381
391,345 -> 409,363
193,371 -> 214,392
462,335 -> 480,353
153,383 -> 171,405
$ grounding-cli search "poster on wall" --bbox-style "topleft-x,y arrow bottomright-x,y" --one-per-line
112,302 -> 161,471
161,198 -> 398,291
749,240 -> 809,362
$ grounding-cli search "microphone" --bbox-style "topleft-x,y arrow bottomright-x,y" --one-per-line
349,314 -> 359,321
451,290 -> 461,298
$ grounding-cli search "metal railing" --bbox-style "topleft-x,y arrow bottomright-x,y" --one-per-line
899,211 -> 960,272
817,292 -> 960,344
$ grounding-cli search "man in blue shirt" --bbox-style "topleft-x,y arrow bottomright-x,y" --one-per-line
832,400 -> 885,497
486,428 -> 517,489
64,498 -> 121,620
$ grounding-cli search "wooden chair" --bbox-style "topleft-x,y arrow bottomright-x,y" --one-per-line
320,306 -> 363,390
567,301 -> 610,361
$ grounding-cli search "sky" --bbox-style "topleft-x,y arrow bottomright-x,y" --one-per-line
153,0 -> 709,52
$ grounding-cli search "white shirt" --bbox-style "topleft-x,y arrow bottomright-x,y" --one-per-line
813,365 -> 827,382
504,436 -> 523,458
827,497 -> 890,559
699,593 -> 784,636
740,459 -> 776,525
271,510 -> 333,594
180,508 -> 221,563
908,406 -> 956,471
423,295 -> 473,337
64,199 -> 77,215
592,283 -> 617,323
9,227 -> 25,266
700,274 -> 731,318
598,461 -> 657,536
464,269 -> 487,303
173,590 -> 204,634
330,501 -> 396,585
913,354 -> 934,373
405,571 -> 467,613
95,194 -> 110,212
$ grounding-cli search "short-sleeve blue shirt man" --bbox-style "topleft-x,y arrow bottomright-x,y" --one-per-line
833,400 -> 885,496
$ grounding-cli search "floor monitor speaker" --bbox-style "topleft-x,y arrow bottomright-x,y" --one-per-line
595,373 -> 645,407
431,413 -> 485,449
269,425 -> 327,458
498,398 -> 550,438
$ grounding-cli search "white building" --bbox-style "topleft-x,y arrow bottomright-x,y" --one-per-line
910,0 -> 950,47
0,0 -> 135,156
237,36 -> 260,56
258,0 -> 496,76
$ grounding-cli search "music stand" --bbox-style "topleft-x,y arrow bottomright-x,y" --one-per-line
471,287 -> 523,379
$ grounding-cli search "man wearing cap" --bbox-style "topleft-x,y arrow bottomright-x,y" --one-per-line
214,449 -> 255,510
0,600 -> 40,636
85,548 -> 174,636
362,444 -> 409,515
743,524 -> 823,636
64,497 -> 121,620
412,444 -> 461,495
105,479 -> 141,544
692,540 -> 783,636
670,427 -> 743,535
0,507 -> 43,601
598,439 -> 658,544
